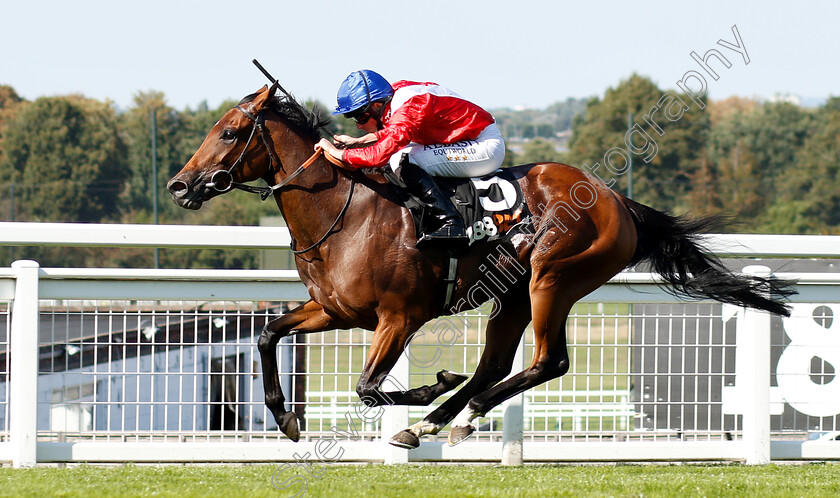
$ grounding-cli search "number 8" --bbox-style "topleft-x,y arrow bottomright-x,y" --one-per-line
483,216 -> 498,237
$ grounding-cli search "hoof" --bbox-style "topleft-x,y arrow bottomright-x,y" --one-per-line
389,430 -> 420,449
279,412 -> 300,442
448,424 -> 475,446
437,370 -> 468,388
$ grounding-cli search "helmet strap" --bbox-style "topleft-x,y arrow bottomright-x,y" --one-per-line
356,71 -> 390,130
358,70 -> 372,103
371,98 -> 390,130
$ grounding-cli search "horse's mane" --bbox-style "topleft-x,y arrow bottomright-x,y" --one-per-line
239,90 -> 333,142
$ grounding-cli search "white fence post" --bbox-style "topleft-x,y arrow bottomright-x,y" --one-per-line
9,260 -> 40,468
740,265 -> 772,465
501,333 -> 526,465
380,353 -> 410,464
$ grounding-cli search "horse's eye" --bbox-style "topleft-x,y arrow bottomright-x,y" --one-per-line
221,129 -> 236,142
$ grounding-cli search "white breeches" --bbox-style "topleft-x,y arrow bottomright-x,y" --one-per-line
387,123 -> 506,177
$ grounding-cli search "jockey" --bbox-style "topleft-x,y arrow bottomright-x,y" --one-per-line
316,70 -> 506,248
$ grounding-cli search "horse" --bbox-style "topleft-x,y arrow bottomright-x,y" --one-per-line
167,82 -> 793,449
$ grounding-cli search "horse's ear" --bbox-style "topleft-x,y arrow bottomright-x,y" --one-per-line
251,84 -> 276,111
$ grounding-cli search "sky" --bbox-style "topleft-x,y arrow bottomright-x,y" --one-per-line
2,0 -> 839,112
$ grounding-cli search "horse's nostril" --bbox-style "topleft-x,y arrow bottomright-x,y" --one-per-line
168,180 -> 189,196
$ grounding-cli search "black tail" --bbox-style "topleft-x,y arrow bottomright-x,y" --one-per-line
623,198 -> 795,317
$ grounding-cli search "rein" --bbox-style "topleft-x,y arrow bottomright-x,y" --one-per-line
291,174 -> 356,255
209,104 -> 356,255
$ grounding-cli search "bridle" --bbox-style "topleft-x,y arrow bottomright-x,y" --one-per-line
204,102 -> 356,255
206,104 -> 297,200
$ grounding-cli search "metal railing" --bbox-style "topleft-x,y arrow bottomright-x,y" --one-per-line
1,222 -> 839,467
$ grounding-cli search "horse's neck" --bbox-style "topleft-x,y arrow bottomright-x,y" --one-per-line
271,153 -> 357,256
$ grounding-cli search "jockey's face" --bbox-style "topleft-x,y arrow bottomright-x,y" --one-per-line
354,102 -> 385,133
357,117 -> 378,133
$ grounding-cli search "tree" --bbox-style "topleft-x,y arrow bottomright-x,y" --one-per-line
535,123 -> 555,138
766,97 -> 840,233
119,91 -> 185,217
501,147 -> 516,168
160,189 -> 280,269
521,124 -> 536,139
0,95 -> 127,222
703,99 -> 813,230
546,97 -> 589,131
0,85 -> 24,147
494,98 -> 588,140
566,74 -> 709,213
518,138 -> 562,164
0,85 -> 24,220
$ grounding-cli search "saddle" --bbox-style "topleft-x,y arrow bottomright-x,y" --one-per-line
388,168 -> 532,247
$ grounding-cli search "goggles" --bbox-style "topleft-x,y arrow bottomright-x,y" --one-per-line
344,104 -> 373,125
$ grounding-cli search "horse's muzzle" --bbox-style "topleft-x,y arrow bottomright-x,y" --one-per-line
166,177 -> 204,210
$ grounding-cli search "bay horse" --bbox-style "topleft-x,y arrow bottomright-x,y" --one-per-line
167,82 -> 793,449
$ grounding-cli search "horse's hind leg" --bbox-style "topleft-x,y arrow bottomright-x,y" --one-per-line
258,299 -> 348,441
452,287 -> 574,443
389,294 -> 533,449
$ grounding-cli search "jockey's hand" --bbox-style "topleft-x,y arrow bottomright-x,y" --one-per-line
332,134 -> 356,149
333,133 -> 378,149
315,138 -> 345,162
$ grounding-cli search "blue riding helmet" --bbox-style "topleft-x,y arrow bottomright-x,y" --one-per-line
332,70 -> 394,115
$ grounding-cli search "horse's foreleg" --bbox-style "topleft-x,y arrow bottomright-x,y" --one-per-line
389,296 -> 533,449
354,320 -> 467,409
258,299 -> 346,441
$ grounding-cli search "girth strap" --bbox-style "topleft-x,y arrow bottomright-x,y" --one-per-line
443,254 -> 459,314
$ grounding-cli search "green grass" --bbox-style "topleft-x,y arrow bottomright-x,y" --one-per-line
1,463 -> 839,497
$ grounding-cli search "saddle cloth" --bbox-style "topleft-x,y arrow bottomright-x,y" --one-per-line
399,168 -> 532,247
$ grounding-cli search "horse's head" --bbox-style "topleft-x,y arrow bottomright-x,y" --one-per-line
167,83 -> 279,209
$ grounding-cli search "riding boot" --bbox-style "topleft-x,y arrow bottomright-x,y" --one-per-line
396,159 -> 469,249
